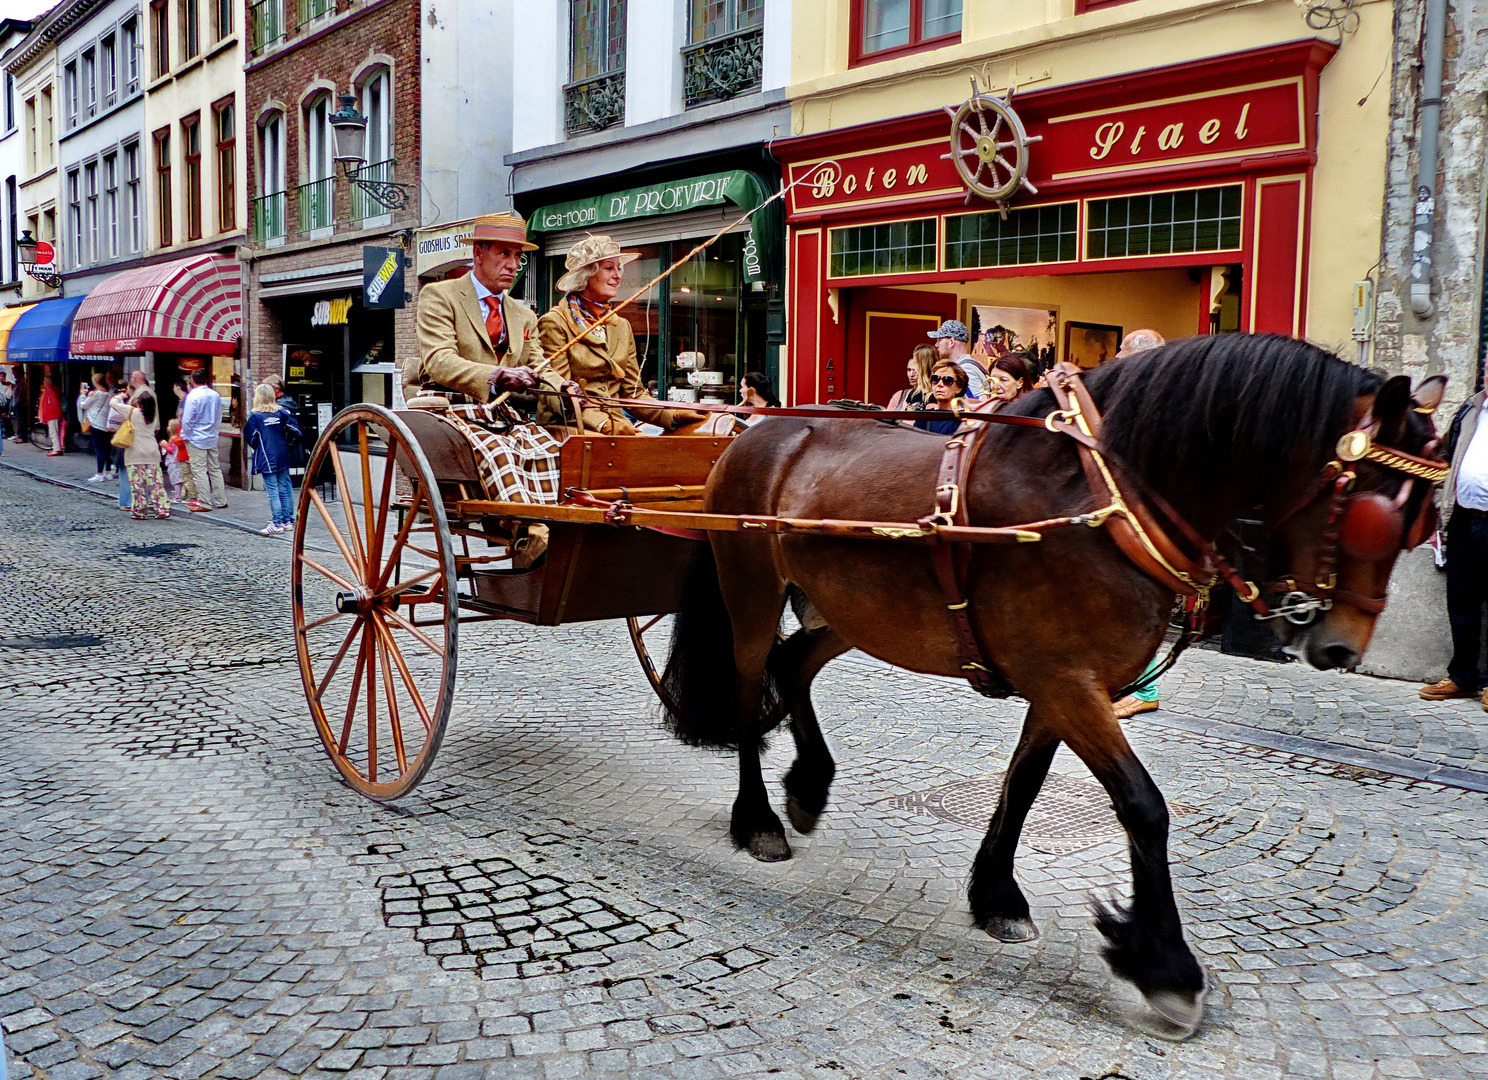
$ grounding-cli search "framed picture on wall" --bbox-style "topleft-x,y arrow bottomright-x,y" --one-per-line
1064,321 -> 1123,369
964,303 -> 1060,376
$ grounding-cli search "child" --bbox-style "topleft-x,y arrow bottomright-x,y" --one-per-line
161,418 -> 193,501
243,384 -> 302,534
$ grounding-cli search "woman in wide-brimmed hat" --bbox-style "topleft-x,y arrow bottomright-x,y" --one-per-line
537,235 -> 704,435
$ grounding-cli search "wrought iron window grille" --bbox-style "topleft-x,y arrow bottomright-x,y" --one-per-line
248,0 -> 284,52
682,25 -> 762,108
564,71 -> 625,136
251,191 -> 285,242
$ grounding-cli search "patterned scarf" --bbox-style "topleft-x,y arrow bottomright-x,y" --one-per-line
564,293 -> 624,377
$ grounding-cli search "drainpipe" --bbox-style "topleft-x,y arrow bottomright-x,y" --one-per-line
1409,0 -> 1449,318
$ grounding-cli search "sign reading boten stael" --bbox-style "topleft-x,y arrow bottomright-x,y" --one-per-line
786,77 -> 1304,215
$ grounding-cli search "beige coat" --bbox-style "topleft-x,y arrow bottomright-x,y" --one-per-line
407,274 -> 547,403
536,299 -> 681,433
109,391 -> 161,469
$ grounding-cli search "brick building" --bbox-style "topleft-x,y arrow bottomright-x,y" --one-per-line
240,0 -> 421,445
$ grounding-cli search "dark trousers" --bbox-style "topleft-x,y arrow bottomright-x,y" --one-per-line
1446,510 -> 1488,692
90,429 -> 113,473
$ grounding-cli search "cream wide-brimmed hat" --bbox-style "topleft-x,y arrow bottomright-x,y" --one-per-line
555,234 -> 640,294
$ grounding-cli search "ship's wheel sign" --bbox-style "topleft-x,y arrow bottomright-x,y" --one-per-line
942,78 -> 1041,213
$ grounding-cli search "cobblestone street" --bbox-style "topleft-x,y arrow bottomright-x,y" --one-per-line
1,465 -> 1486,1080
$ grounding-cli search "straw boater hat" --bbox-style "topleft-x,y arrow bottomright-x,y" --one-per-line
458,212 -> 539,252
556,234 -> 640,293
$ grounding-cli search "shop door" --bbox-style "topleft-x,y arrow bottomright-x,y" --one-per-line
845,288 -> 958,406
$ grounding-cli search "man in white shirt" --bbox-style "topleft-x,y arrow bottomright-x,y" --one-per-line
180,367 -> 228,511
1420,386 -> 1488,708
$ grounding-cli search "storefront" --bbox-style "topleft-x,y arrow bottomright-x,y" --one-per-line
775,42 -> 1335,405
70,253 -> 245,474
4,296 -> 105,451
516,160 -> 784,409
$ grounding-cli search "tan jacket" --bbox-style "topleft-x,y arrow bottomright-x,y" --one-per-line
408,274 -> 546,403
536,299 -> 682,433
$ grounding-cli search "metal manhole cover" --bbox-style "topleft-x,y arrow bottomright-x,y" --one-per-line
0,633 -> 106,650
120,542 -> 200,558
892,772 -> 1126,855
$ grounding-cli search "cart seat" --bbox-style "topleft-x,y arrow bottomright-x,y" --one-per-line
394,409 -> 481,483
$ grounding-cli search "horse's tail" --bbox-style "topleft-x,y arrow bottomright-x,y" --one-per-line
660,543 -> 776,752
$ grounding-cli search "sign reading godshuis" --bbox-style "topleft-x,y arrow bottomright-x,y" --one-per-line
786,77 -> 1307,217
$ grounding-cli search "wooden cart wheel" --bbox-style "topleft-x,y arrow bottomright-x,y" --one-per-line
292,404 -> 458,801
627,615 -> 680,716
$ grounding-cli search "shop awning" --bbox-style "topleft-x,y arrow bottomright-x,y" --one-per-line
5,297 -> 86,364
70,253 -> 242,356
0,304 -> 37,363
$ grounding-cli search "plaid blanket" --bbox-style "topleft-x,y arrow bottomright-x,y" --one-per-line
435,402 -> 563,504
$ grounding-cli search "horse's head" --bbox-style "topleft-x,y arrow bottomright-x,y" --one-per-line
1266,373 -> 1447,670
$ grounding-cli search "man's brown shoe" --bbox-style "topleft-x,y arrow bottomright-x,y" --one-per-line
1113,695 -> 1159,719
1482,688 -> 1488,712
1419,678 -> 1475,700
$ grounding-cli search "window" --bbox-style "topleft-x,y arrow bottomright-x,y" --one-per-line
181,0 -> 200,60
64,62 -> 78,129
828,218 -> 938,277
255,111 -> 285,240
67,168 -> 82,267
569,0 -> 626,82
855,0 -> 961,61
361,69 -> 389,167
151,0 -> 169,77
24,97 -> 35,172
83,49 -> 96,119
154,129 -> 171,246
124,141 -> 140,252
39,88 -> 52,164
944,204 -> 1079,269
104,152 -> 119,258
688,0 -> 760,42
1086,185 -> 1243,259
214,98 -> 235,231
123,19 -> 140,91
301,95 -> 333,231
183,114 -> 201,240
5,176 -> 15,281
85,162 -> 98,263
214,0 -> 233,39
3,73 -> 13,132
101,35 -> 117,107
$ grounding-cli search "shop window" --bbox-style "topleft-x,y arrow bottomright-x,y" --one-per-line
565,0 -> 626,136
1086,184 -> 1242,260
829,218 -> 937,277
945,203 -> 1078,270
669,237 -> 742,407
853,0 -> 961,65
684,0 -> 762,108
182,113 -> 202,241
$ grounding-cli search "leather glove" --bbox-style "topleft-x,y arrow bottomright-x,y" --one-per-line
670,409 -> 708,426
487,366 -> 539,396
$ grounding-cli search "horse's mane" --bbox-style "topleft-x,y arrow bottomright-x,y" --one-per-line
1074,334 -> 1382,510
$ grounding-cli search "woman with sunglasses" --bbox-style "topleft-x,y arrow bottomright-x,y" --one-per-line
913,361 -> 969,435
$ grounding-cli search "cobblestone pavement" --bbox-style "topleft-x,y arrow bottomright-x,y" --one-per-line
1,468 -> 1485,1080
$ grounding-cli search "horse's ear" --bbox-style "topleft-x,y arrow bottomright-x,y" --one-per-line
1412,374 -> 1447,415
1371,374 -> 1413,444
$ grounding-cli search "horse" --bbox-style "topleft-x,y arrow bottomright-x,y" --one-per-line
658,333 -> 1446,1038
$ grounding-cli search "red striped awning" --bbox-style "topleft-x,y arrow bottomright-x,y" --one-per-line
71,254 -> 242,356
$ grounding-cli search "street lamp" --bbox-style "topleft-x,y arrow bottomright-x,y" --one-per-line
15,230 -> 60,290
329,93 -> 411,211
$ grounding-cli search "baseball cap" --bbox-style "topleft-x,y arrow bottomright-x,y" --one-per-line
927,320 -> 969,343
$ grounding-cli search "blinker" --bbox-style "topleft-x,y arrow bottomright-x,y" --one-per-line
1337,429 -> 1372,462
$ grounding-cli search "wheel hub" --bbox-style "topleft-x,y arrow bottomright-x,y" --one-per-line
335,588 -> 400,615
976,134 -> 998,163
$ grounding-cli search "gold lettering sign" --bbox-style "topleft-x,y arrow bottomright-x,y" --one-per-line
1087,101 -> 1254,164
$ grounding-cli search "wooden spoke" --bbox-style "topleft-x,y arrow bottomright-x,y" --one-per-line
383,608 -> 446,658
299,554 -> 360,594
359,422 -> 377,574
375,486 -> 426,591
338,625 -> 371,755
987,111 -> 1003,142
382,566 -> 442,601
975,106 -> 989,136
638,614 -> 665,634
315,616 -> 365,700
366,628 -> 379,783
960,121 -> 981,142
371,432 -> 399,571
379,629 -> 409,774
405,543 -> 443,561
328,434 -> 369,575
301,610 -> 346,633
371,614 -> 435,733
308,488 -> 365,580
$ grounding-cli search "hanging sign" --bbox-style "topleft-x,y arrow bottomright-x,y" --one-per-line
311,296 -> 353,326
362,246 -> 406,310
414,219 -> 477,278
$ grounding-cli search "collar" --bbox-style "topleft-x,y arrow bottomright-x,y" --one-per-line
471,274 -> 502,307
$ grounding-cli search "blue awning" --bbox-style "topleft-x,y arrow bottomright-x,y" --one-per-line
6,296 -> 86,364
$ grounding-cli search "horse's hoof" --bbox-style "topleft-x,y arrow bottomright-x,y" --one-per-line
785,795 -> 821,834
981,916 -> 1039,943
1141,971 -> 1210,1041
747,832 -> 792,862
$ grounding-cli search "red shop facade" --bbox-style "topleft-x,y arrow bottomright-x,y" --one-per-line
776,41 -> 1336,406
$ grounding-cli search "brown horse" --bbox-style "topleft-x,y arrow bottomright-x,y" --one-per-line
660,334 -> 1444,1037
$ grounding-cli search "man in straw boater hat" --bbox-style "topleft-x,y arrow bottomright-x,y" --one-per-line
537,235 -> 705,435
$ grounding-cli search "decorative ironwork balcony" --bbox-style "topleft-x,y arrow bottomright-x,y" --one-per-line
682,26 -> 762,109
248,0 -> 283,51
350,159 -> 399,220
295,0 -> 331,29
298,177 -> 334,233
251,192 -> 285,242
564,71 -> 625,137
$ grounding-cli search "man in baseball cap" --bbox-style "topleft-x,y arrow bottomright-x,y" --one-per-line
928,320 -> 987,399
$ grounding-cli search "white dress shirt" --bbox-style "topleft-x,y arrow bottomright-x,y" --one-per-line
1456,401 -> 1488,511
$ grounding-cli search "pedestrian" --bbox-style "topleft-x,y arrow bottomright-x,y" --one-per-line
180,367 -> 228,512
9,367 -> 28,444
1109,329 -> 1169,719
0,369 -> 14,439
740,371 -> 779,409
243,383 -> 302,534
159,418 -> 188,500
37,374 -> 63,455
927,320 -> 988,399
110,378 -> 169,520
914,360 -> 969,436
888,344 -> 935,411
1420,380 -> 1488,709
982,354 -> 1035,411
84,375 -> 115,481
